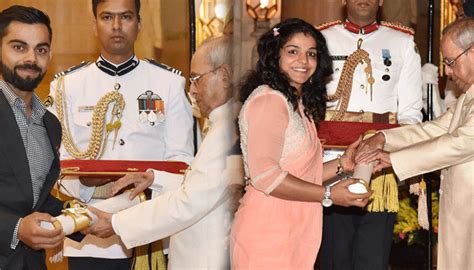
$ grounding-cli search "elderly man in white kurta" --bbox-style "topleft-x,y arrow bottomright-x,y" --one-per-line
357,18 -> 474,270
83,36 -> 244,269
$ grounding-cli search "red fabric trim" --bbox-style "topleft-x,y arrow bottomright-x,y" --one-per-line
343,20 -> 379,35
318,121 -> 399,148
61,160 -> 188,178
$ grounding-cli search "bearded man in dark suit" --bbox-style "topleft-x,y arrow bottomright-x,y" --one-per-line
0,5 -> 64,270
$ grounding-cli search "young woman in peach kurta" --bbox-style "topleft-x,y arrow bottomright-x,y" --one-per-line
230,18 -> 370,269
232,85 -> 323,269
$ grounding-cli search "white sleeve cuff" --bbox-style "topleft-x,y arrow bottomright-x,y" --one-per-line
111,214 -> 120,236
10,218 -> 22,250
149,169 -> 184,194
147,169 -> 163,192
79,183 -> 96,202
380,130 -> 390,148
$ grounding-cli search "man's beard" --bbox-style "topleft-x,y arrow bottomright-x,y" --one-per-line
0,62 -> 45,92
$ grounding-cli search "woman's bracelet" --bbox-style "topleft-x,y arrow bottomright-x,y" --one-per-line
336,154 -> 345,176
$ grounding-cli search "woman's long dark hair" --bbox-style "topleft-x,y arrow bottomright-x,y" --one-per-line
240,18 -> 333,127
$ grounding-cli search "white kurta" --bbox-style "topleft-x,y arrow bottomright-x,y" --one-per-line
382,85 -> 474,269
322,23 -> 423,124
112,99 -> 244,269
48,56 -> 194,258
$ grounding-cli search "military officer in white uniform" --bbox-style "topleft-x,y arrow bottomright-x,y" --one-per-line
46,0 -> 193,269
321,22 -> 422,125
317,1 -> 423,269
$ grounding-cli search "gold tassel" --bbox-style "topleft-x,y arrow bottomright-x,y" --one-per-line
132,244 -> 149,270
132,241 -> 167,270
366,173 -> 384,212
151,241 -> 166,270
366,171 -> 399,212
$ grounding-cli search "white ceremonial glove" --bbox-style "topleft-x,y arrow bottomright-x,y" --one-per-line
422,63 -> 443,118
422,63 -> 439,85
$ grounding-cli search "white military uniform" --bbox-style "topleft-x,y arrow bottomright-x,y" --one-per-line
112,99 -> 243,269
321,20 -> 423,125
48,55 -> 194,259
318,21 -> 423,270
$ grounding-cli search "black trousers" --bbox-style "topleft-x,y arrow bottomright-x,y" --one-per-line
68,256 -> 132,270
320,206 -> 396,270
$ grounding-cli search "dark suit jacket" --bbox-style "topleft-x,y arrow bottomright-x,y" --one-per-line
0,91 -> 63,270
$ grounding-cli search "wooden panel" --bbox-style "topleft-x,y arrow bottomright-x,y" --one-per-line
281,0 -> 344,26
160,0 -> 190,83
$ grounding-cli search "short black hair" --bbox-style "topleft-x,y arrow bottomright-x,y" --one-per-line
92,0 -> 141,21
0,5 -> 52,42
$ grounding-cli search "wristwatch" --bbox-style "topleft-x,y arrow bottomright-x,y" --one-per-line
322,185 -> 333,207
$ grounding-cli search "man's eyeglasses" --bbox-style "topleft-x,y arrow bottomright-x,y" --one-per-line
189,66 -> 221,85
443,45 -> 472,67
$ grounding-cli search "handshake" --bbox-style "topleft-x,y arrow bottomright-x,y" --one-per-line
349,131 -> 391,193
328,131 -> 391,208
354,131 -> 391,175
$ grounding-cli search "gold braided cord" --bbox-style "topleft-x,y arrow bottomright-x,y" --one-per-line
327,43 -> 373,121
55,76 -> 126,160
315,20 -> 342,31
380,21 -> 415,35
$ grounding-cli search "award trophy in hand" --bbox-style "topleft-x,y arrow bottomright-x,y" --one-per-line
348,131 -> 377,194
40,190 -> 146,234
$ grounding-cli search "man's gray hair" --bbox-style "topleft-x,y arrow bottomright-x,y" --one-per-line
198,35 -> 233,69
442,17 -> 474,50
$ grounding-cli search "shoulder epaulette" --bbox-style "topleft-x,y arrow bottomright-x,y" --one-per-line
145,59 -> 183,76
316,20 -> 342,31
380,21 -> 415,35
54,61 -> 91,79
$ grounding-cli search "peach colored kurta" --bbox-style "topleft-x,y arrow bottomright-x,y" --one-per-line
231,85 -> 323,269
